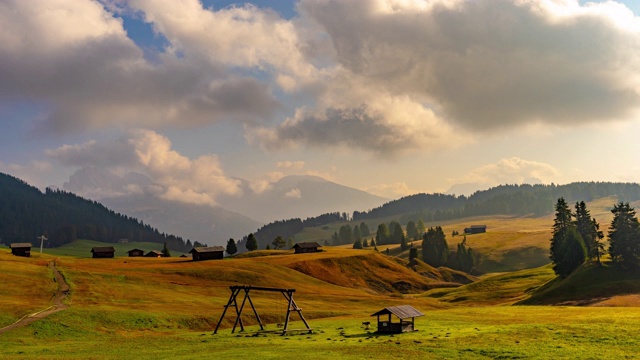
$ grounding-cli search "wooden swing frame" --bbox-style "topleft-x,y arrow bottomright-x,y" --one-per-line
213,285 -> 312,335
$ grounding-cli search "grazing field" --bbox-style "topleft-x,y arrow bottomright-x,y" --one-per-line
2,199 -> 640,359
43,240 -> 187,258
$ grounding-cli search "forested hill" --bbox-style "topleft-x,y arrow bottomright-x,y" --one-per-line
353,182 -> 640,223
0,173 -> 191,251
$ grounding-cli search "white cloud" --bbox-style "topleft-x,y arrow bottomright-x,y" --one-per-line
284,188 -> 302,199
0,160 -> 53,189
453,157 -> 559,189
47,129 -> 241,206
364,182 -> 417,199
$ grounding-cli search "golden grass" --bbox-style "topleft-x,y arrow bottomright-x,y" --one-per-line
0,250 -> 57,325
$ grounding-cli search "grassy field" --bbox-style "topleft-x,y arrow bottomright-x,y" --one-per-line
2,199 -> 640,359
42,240 -> 188,258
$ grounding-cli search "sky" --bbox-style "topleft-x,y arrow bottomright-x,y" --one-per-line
1,0 -> 640,206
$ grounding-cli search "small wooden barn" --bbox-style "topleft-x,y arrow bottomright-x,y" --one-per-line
127,249 -> 144,257
9,243 -> 32,257
145,250 -> 163,258
189,246 -> 225,261
371,305 -> 424,334
292,242 -> 322,254
464,225 -> 487,234
91,246 -> 115,258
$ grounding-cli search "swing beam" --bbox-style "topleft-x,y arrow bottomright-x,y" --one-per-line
214,285 -> 313,335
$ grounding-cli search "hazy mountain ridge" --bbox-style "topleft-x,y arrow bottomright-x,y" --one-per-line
216,175 -> 389,223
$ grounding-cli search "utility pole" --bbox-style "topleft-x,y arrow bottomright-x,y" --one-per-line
37,235 -> 48,253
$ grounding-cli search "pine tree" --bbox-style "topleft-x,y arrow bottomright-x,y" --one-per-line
353,239 -> 363,249
416,219 -> 426,238
409,247 -> 418,262
246,233 -> 258,251
390,221 -> 404,244
363,238 -> 369,247
226,238 -> 237,255
353,225 -> 362,242
574,201 -> 602,262
360,222 -> 370,237
550,198 -> 586,277
375,223 -> 390,245
608,202 -> 640,269
162,242 -> 171,257
400,235 -> 409,251
406,221 -> 418,240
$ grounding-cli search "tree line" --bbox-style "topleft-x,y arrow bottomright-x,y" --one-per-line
550,197 -> 640,277
0,173 -> 192,252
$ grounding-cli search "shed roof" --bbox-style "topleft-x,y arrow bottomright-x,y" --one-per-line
189,246 -> 225,254
293,242 -> 321,249
127,248 -> 144,253
469,225 -> 487,228
146,250 -> 163,256
9,243 -> 32,248
371,305 -> 424,319
91,246 -> 115,253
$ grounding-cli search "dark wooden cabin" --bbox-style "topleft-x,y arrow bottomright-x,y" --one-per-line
189,246 -> 225,261
464,225 -> 487,234
292,242 -> 322,254
127,248 -> 144,257
145,250 -> 163,258
371,305 -> 424,334
91,246 -> 115,258
9,243 -> 32,257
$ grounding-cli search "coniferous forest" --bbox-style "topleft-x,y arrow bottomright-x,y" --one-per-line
0,173 -> 191,251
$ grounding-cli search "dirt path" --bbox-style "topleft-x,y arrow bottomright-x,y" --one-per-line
0,261 -> 70,334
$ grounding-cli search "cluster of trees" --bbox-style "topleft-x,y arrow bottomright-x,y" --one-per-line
550,197 -> 640,277
354,182 -> 640,223
421,226 -> 476,273
0,173 -> 192,252
329,222 -> 371,246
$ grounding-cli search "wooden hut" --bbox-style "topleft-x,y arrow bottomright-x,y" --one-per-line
370,305 -> 424,334
464,225 -> 487,234
9,243 -> 32,257
91,246 -> 115,258
127,248 -> 144,257
145,250 -> 163,258
189,246 -> 225,261
292,242 -> 322,254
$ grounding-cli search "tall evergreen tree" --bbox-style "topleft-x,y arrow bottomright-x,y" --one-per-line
416,219 -> 426,238
339,225 -> 353,245
574,201 -> 602,263
390,221 -> 404,244
162,242 -> 171,257
246,233 -> 258,251
375,223 -> 390,245
360,222 -> 370,237
406,221 -> 418,240
550,198 -> 586,277
608,202 -> 640,268
353,239 -> 363,249
226,238 -> 238,255
353,225 -> 362,242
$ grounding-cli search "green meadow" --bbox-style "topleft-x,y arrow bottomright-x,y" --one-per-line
1,208 -> 640,359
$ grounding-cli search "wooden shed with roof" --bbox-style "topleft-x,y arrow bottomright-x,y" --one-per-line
292,242 -> 322,254
370,305 -> 424,334
9,243 -> 32,257
145,250 -> 164,258
127,248 -> 144,257
189,246 -> 225,261
91,246 -> 115,258
464,225 -> 487,234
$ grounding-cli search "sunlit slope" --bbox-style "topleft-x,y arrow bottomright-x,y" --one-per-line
424,265 -> 556,306
519,261 -> 640,305
0,250 -> 57,326
293,196 -> 637,273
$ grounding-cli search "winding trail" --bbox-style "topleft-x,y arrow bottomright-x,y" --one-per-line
0,261 -> 70,334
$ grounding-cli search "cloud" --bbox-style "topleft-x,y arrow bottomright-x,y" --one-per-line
298,0 -> 640,131
364,182 -> 417,199
0,0 -> 281,133
284,188 -> 302,199
453,157 -> 559,189
276,161 -> 306,170
0,160 -> 53,189
48,129 -> 241,206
